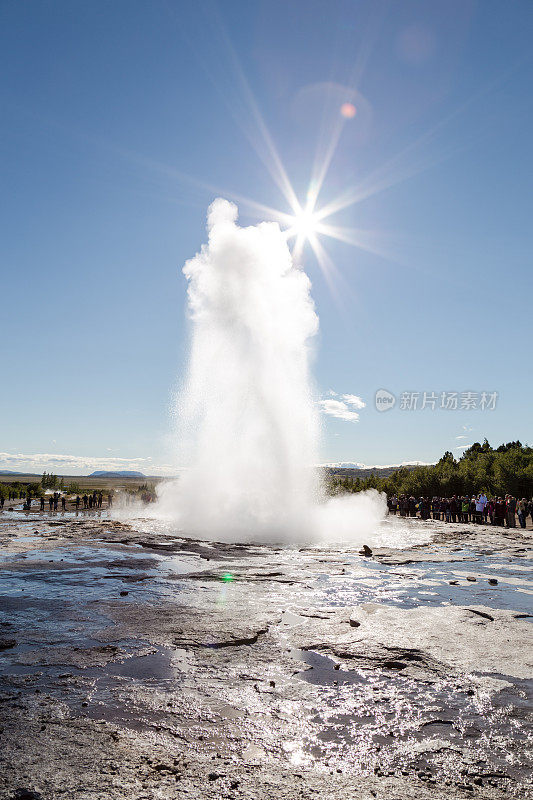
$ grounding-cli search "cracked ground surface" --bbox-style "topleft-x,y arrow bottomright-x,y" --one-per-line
0,512 -> 531,799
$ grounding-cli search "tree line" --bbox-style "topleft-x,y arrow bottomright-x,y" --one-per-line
329,440 -> 533,499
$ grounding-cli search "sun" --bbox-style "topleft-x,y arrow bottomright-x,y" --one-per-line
289,207 -> 320,240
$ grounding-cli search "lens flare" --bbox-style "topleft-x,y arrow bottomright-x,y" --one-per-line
340,102 -> 357,119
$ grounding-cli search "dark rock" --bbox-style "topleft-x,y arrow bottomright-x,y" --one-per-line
0,638 -> 16,650
334,663 -> 340,670
359,545 -> 373,557
449,580 -> 459,585
349,619 -> 360,628
208,772 -> 223,781
467,609 -> 494,622
120,590 -> 129,596
466,576 -> 477,582
13,790 -> 44,800
230,780 -> 240,790
269,680 -> 275,687
488,578 -> 498,585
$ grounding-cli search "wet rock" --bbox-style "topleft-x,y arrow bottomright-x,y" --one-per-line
16,644 -> 121,668
466,576 -> 477,582
349,619 -> 360,628
448,580 -> 459,585
293,603 -> 533,679
466,609 -> 494,622
119,590 -> 129,596
488,578 -> 498,585
12,790 -> 43,800
0,638 -> 16,650
359,545 -> 373,557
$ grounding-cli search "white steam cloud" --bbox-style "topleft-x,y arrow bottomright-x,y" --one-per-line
155,200 -> 386,544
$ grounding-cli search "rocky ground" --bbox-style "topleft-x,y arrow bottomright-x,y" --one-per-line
0,512 -> 531,799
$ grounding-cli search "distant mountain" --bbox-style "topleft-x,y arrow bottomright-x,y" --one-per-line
323,461 -> 433,479
88,470 -> 146,478
0,470 -> 40,476
322,460 -> 431,470
321,462 -> 367,469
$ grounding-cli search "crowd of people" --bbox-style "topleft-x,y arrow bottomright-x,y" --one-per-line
387,494 -> 532,529
0,489 -> 113,512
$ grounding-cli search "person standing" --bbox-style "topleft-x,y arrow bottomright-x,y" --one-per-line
495,497 -> 506,526
517,498 -> 527,529
475,495 -> 483,524
506,495 -> 517,528
449,496 -> 457,523
461,496 -> 470,523
61,495 -> 66,511
40,496 -> 45,512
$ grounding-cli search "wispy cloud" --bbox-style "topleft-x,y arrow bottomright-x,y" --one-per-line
318,391 -> 366,422
340,394 -> 366,409
0,451 -> 175,476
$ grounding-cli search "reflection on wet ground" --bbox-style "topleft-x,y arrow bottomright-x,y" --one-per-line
0,514 -> 532,798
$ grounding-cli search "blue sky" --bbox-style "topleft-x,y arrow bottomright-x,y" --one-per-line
1,0 -> 532,475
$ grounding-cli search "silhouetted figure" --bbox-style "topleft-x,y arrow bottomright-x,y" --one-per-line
61,495 -> 66,511
53,493 -> 59,511
506,495 -> 517,528
75,495 -> 80,509
48,496 -> 54,511
89,495 -> 93,509
40,496 -> 45,511
83,494 -> 88,509
108,493 -> 113,507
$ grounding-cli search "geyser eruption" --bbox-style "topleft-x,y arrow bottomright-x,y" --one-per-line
157,199 -> 386,542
